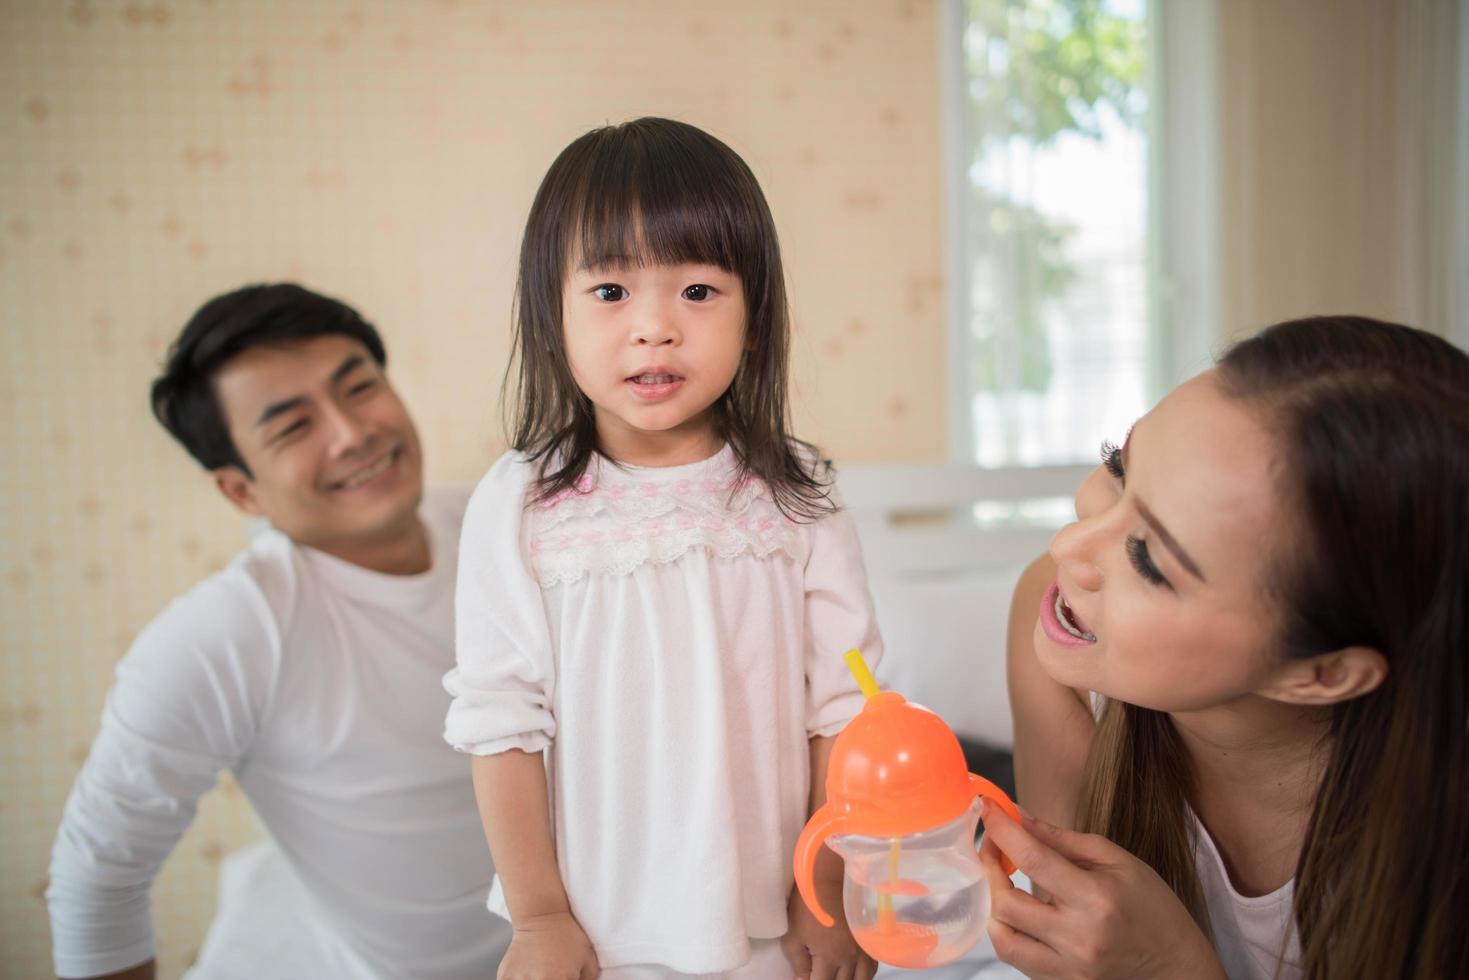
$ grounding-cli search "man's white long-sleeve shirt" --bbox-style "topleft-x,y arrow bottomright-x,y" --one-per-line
48,487 -> 508,979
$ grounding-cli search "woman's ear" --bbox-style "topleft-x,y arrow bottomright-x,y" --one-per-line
213,466 -> 264,517
1259,646 -> 1389,706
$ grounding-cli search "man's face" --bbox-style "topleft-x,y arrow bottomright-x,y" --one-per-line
211,334 -> 424,554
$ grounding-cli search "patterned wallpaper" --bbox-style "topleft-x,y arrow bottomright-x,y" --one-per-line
0,1 -> 946,975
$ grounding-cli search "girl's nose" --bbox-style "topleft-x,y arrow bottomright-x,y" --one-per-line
631,301 -> 680,346
632,322 -> 676,345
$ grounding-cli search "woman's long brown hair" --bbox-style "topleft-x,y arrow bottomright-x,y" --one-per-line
505,117 -> 833,520
1076,316 -> 1469,978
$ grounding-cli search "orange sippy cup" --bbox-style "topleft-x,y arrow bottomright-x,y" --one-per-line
793,649 -> 1022,969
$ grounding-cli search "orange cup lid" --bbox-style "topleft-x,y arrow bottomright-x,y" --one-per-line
792,685 -> 1021,928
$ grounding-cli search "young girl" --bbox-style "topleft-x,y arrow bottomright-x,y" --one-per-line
443,118 -> 882,980
981,316 -> 1468,979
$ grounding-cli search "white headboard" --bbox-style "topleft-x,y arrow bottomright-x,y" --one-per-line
837,463 -> 1090,748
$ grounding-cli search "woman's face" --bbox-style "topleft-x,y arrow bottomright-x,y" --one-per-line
1036,370 -> 1297,712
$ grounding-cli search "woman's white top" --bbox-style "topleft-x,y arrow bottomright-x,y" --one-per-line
443,446 -> 883,974
1192,814 -> 1302,980
1085,693 -> 1300,979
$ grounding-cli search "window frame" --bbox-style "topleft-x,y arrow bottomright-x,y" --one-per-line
939,0 -> 1222,465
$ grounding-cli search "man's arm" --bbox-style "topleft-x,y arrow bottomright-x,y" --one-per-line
49,578 -> 269,979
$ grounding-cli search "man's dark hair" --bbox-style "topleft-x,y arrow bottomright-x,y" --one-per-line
151,283 -> 387,474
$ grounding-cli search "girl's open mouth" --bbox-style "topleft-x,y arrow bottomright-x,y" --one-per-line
627,373 -> 685,399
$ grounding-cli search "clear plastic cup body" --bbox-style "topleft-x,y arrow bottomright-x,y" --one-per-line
828,799 -> 988,969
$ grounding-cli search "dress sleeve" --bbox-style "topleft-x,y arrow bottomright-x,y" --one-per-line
802,486 -> 885,737
442,454 -> 558,756
47,577 -> 274,979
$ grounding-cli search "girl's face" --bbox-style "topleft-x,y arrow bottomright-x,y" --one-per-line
562,259 -> 746,466
1036,371 -> 1299,713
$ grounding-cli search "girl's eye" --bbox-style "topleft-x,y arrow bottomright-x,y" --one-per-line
593,284 -> 625,302
682,284 -> 712,302
1101,440 -> 1125,481
1126,535 -> 1171,589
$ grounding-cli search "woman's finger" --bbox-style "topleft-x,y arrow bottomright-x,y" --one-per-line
981,800 -> 1091,899
982,843 -> 1065,939
1021,814 -> 1123,869
987,915 -> 1063,978
978,836 -> 1014,898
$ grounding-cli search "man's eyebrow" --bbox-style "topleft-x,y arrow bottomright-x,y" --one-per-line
330,354 -> 367,383
1136,499 -> 1206,582
255,356 -> 366,427
255,396 -> 305,427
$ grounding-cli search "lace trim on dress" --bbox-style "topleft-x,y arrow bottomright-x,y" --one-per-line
526,468 -> 805,586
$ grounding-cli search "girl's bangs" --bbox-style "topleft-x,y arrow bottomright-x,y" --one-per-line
566,144 -> 753,275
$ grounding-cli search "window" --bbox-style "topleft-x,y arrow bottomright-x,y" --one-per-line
945,0 -> 1164,469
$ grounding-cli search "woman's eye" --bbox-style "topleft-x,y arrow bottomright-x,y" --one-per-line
1126,535 -> 1171,589
1101,440 -> 1125,481
592,284 -> 625,302
682,284 -> 711,302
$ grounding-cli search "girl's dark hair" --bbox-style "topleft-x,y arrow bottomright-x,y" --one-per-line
1078,316 -> 1469,978
151,282 -> 386,474
507,116 -> 832,519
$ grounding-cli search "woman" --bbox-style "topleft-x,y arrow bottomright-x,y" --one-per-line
980,316 -> 1468,979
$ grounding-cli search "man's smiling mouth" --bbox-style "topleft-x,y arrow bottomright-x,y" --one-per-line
328,448 -> 399,491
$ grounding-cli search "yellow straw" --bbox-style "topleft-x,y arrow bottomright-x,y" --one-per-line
844,648 -> 899,928
844,648 -> 880,700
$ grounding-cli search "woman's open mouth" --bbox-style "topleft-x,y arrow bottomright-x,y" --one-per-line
1040,582 -> 1097,646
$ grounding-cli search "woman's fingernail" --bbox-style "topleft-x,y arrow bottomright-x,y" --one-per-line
980,798 -> 992,820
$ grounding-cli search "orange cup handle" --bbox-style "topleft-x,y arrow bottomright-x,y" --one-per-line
792,805 -> 847,928
970,773 -> 1022,877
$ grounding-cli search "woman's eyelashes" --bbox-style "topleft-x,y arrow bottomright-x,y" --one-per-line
1104,438 -> 1170,588
1126,535 -> 1170,588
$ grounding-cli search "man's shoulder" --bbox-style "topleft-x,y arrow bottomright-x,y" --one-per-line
419,482 -> 474,541
125,546 -> 290,680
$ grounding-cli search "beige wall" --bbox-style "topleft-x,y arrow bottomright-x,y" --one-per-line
0,2 -> 946,975
1217,0 -> 1459,339
3,1 -> 1454,976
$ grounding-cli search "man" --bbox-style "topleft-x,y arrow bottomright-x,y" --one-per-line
47,284 -> 509,979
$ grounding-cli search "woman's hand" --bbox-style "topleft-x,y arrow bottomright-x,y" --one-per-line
782,881 -> 878,980
497,910 -> 600,980
978,801 -> 1226,980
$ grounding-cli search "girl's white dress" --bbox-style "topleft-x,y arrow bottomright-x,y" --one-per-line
443,445 -> 883,974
